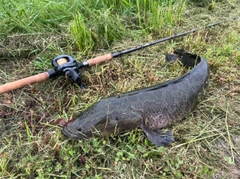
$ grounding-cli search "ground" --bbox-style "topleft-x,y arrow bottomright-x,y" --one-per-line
0,0 -> 240,178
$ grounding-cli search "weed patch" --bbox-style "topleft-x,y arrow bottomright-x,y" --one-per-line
0,0 -> 240,178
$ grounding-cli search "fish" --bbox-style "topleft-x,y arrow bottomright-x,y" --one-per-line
62,49 -> 209,146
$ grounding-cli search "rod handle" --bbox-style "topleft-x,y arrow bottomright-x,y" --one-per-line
0,72 -> 50,94
87,53 -> 113,66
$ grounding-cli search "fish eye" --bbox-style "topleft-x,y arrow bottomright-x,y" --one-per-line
77,127 -> 83,132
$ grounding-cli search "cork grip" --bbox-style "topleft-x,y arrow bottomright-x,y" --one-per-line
0,72 -> 49,94
87,54 -> 113,66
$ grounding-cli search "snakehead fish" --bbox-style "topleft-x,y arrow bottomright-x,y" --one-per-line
62,50 -> 209,146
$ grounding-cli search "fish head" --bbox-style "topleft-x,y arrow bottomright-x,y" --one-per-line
62,111 -> 110,140
62,105 -> 141,140
61,106 -> 127,139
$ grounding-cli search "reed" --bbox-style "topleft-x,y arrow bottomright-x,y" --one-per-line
69,13 -> 95,54
135,0 -> 186,34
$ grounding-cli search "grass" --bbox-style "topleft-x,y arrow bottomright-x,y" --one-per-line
0,0 -> 240,178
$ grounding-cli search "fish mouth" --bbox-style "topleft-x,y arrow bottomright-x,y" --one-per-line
62,125 -> 88,140
62,125 -> 79,139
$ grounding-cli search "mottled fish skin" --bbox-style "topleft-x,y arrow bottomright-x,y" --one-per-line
62,50 -> 209,146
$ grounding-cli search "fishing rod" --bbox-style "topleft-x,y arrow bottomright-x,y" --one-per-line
0,16 -> 238,94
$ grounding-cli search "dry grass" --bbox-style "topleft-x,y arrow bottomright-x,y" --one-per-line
0,0 -> 240,178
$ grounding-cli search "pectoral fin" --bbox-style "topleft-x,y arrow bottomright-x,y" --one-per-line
141,124 -> 174,146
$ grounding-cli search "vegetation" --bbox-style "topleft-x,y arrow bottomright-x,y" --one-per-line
0,0 -> 240,178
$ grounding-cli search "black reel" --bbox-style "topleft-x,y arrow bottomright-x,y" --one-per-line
52,55 -> 83,86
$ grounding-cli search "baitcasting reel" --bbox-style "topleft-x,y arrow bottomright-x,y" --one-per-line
52,55 -> 84,86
